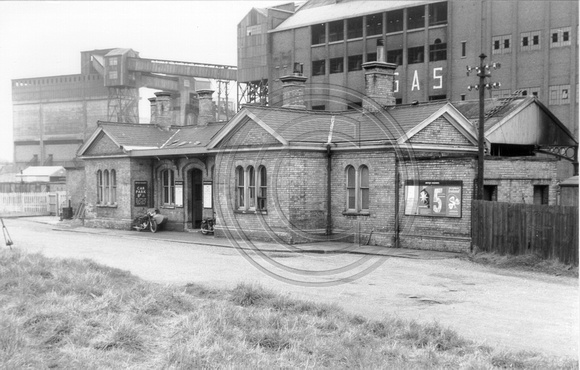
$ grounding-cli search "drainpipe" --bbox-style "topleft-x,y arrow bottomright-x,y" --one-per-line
326,144 -> 332,236
325,116 -> 335,237
394,156 -> 400,248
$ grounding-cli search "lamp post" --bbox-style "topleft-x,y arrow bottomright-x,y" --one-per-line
467,53 -> 501,200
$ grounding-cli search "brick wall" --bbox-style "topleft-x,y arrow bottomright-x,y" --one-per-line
331,150 -> 398,246
484,157 -> 560,204
214,149 -> 327,244
397,156 -> 477,253
409,116 -> 472,146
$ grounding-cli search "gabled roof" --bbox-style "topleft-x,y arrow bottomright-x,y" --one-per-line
78,121 -> 226,157
208,100 -> 474,151
454,97 -> 578,146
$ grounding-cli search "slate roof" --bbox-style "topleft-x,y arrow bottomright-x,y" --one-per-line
453,97 -> 531,131
244,101 -> 448,146
84,121 -> 226,156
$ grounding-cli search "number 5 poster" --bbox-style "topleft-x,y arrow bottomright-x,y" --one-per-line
404,180 -> 462,218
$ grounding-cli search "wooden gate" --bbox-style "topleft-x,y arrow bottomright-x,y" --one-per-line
471,200 -> 579,266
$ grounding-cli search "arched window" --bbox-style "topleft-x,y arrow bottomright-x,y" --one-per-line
110,170 -> 117,204
236,166 -> 245,209
161,169 -> 175,205
359,165 -> 369,211
103,170 -> 110,204
257,166 -> 267,210
247,166 -> 255,209
97,170 -> 103,204
346,166 -> 356,210
345,165 -> 370,212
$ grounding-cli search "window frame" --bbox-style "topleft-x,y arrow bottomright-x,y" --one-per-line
161,168 -> 175,206
348,54 -> 363,71
236,165 -> 267,213
329,57 -> 344,74
312,59 -> 326,76
257,166 -> 267,211
311,23 -> 326,45
96,168 -> 117,206
408,46 -> 425,64
429,39 -> 447,61
97,170 -> 103,204
345,165 -> 370,214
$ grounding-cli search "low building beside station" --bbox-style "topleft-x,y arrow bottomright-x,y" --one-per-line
78,53 -> 577,253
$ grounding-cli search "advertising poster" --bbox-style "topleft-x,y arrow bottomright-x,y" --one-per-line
175,181 -> 183,207
203,182 -> 213,209
405,180 -> 462,218
134,181 -> 148,207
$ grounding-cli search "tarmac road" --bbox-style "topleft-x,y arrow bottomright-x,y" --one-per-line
2,217 -> 578,359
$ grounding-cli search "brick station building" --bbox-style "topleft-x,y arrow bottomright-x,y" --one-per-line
78,55 -> 577,252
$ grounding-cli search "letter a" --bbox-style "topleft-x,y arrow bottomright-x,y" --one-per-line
412,70 -> 420,91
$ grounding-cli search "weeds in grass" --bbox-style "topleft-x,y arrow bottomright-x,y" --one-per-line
1,248 -> 577,369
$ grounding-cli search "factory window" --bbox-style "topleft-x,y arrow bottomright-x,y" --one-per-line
520,87 -> 541,99
460,94 -> 466,101
461,41 -> 467,58
550,27 -> 571,48
549,85 -> 570,105
386,49 -> 403,65
366,13 -> 383,36
161,169 -> 175,206
330,57 -> 344,73
386,9 -> 403,33
109,71 -> 118,80
429,95 -> 446,101
312,60 -> 326,76
429,39 -> 447,61
367,52 -> 377,62
533,185 -> 549,205
109,58 -> 118,66
345,165 -> 369,213
347,17 -> 363,39
428,2 -> 447,26
407,5 -> 425,30
395,98 -> 403,105
348,54 -> 363,71
328,20 -> 344,42
521,31 -> 541,50
408,46 -> 424,64
311,23 -> 326,45
492,35 -> 511,54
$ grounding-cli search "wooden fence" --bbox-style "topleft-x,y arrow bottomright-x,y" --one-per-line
0,192 -> 67,216
472,200 -> 579,266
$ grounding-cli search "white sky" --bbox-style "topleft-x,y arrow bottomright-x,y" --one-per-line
0,1 -> 288,162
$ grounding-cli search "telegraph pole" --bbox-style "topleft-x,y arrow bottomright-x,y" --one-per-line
467,53 -> 501,200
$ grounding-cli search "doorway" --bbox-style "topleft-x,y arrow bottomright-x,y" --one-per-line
190,168 -> 203,228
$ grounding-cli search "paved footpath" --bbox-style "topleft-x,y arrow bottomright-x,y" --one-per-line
2,216 -> 578,359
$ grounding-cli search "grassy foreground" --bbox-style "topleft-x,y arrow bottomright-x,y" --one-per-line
0,249 -> 576,369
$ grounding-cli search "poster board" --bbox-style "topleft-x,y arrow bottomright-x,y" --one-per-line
175,181 -> 183,207
405,180 -> 462,218
203,182 -> 213,209
134,181 -> 148,207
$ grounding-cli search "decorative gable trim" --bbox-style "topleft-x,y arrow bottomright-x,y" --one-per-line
207,109 -> 288,149
397,103 -> 481,146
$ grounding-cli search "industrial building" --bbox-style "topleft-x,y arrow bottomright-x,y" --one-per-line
11,48 -> 237,170
237,0 -> 578,146
77,56 -> 576,251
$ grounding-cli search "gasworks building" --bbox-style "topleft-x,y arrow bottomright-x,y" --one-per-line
238,0 -> 578,168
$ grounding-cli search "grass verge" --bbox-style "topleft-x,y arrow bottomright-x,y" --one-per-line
1,249 -> 577,369
463,251 -> 578,278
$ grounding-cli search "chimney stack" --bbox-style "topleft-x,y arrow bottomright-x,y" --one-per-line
362,39 -> 397,112
196,89 -> 214,126
148,97 -> 157,124
153,92 -> 173,129
280,62 -> 307,109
